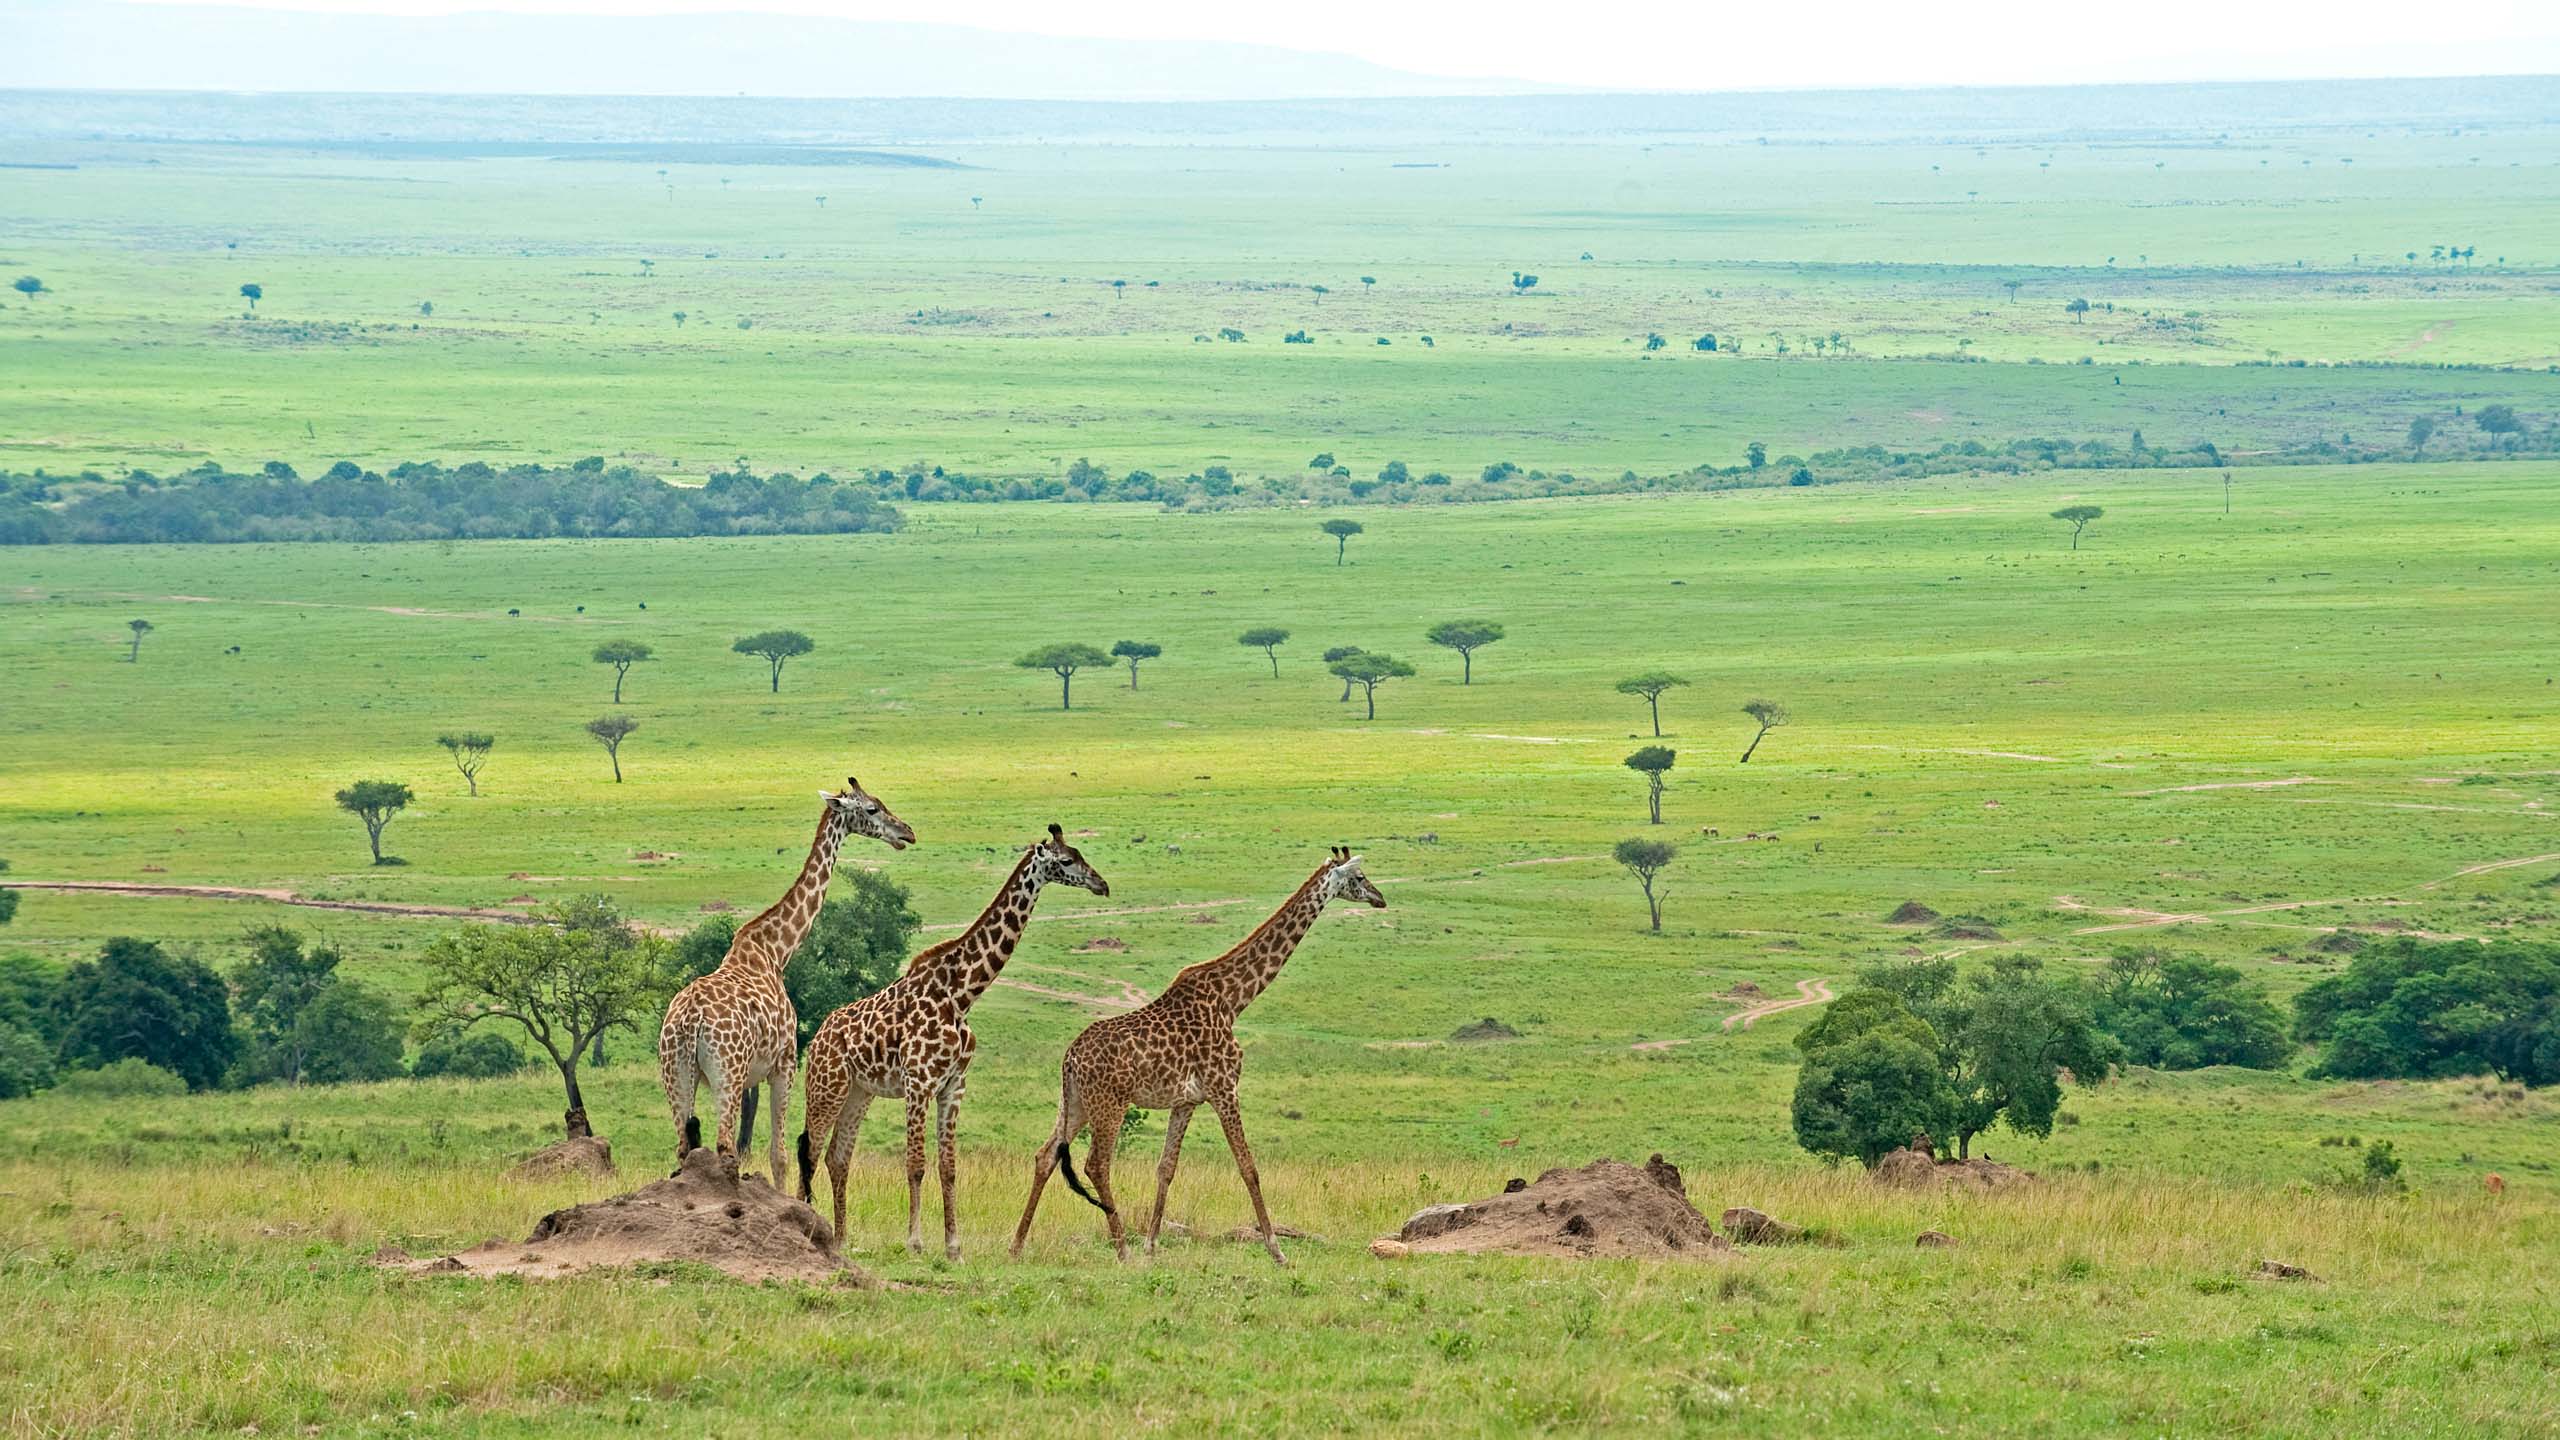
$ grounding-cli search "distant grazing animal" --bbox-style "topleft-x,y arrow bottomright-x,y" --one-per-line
798,824 -> 1110,1259
658,779 -> 914,1181
2486,1173 -> 2505,1196
1011,846 -> 1386,1266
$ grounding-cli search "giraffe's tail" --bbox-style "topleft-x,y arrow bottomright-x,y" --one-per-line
795,1128 -> 815,1201
683,1115 -> 702,1153
1058,1140 -> 1112,1215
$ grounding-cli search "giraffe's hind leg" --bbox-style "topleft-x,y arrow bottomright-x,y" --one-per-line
764,1051 -> 793,1193
1084,1107 -> 1130,1262
823,1093 -> 874,1247
1009,1086 -> 1085,1258
1145,1104 -> 1196,1258
934,1073 -> 966,1262
737,1084 -> 759,1172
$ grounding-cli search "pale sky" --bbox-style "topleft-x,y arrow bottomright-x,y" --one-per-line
128,0 -> 2560,91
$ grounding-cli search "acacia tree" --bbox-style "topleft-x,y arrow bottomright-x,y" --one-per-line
732,629 -> 814,692
1329,651 -> 1414,720
1613,837 -> 1676,932
1615,670 -> 1689,737
1323,645 -> 1365,701
436,732 -> 495,796
11,275 -> 44,304
2475,403 -> 2524,448
592,639 -> 653,702
1739,699 -> 1789,764
239,282 -> 263,312
1238,626 -> 1291,678
2051,504 -> 2103,550
1016,642 -> 1112,710
333,779 -> 412,865
2407,415 -> 2435,454
125,618 -> 153,662
1110,639 -> 1161,690
1425,619 -> 1505,684
2065,297 -> 2089,322
1320,518 -> 1364,566
1625,746 -> 1676,824
1859,954 -> 2120,1158
584,714 -> 638,782
415,896 -> 671,1139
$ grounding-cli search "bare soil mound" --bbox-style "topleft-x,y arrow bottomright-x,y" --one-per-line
392,1148 -> 858,1283
1872,1146 -> 2034,1191
1933,915 -> 2004,941
1073,936 -> 1129,952
1721,980 -> 1768,1001
1449,1017 -> 1522,1042
1886,900 -> 1940,925
1388,1158 -> 1730,1260
508,1135 -> 616,1181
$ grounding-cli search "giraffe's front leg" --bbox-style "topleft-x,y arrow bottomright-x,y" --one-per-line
1145,1104 -> 1195,1258
934,1072 -> 966,1262
1210,1093 -> 1287,1267
901,1084 -> 934,1257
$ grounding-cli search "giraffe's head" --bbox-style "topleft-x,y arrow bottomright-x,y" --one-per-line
823,775 -> 915,850
1320,845 -> 1388,908
1028,822 -> 1111,897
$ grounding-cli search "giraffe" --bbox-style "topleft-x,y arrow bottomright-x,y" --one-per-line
798,823 -> 1110,1260
658,776 -> 914,1184
1009,846 -> 1385,1266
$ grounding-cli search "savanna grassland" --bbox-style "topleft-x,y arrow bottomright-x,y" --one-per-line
4,84 -> 2560,1437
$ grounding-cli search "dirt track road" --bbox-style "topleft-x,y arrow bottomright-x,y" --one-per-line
1630,978 -> 1834,1052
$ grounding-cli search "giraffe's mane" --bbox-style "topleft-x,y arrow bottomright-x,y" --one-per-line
722,800 -> 840,968
899,846 -> 1038,978
1166,861 -> 1330,988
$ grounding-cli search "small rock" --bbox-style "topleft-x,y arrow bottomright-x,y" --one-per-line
1502,1177 -> 1528,1194
1915,1230 -> 1957,1249
1225,1224 -> 1316,1243
1643,1153 -> 1687,1198
1720,1206 -> 1804,1245
369,1244 -> 413,1265
1369,1238 -> 1411,1259
2253,1258 -> 2322,1283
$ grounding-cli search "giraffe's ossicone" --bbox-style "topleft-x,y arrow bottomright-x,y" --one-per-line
658,777 -> 914,1190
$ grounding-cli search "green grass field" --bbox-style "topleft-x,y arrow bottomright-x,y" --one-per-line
5,96 -> 2560,1437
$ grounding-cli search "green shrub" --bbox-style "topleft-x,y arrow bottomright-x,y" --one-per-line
411,1030 -> 528,1079
55,1058 -> 189,1098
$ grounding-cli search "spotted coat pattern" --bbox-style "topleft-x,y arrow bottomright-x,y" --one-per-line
658,779 -> 913,1183
799,825 -> 1109,1259
1009,848 -> 1385,1265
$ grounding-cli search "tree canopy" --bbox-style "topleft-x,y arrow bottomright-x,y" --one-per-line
1611,837 -> 1677,932
592,639 -> 654,701
436,731 -> 495,796
1739,699 -> 1790,763
732,629 -> 814,692
1327,649 -> 1415,719
1110,639 -> 1161,689
1792,989 -> 1956,1166
2090,951 -> 2291,1070
1614,670 -> 1689,736
2295,938 -> 2559,1085
2051,504 -> 2103,549
54,937 -> 238,1091
1238,626 -> 1291,677
1858,955 -> 2119,1156
1016,642 -> 1113,709
1424,618 -> 1505,684
1319,517 -> 1364,564
584,715 -> 639,782
333,779 -> 412,865
1624,745 -> 1675,824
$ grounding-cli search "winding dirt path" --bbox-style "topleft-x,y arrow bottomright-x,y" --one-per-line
1631,978 -> 1833,1052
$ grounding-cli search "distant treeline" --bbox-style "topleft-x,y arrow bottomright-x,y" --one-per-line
3,407 -> 2545,540
0,459 -> 903,545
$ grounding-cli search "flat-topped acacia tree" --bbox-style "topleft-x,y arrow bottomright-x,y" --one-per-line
1613,837 -> 1677,933
1322,645 -> 1365,701
1739,699 -> 1790,764
1615,670 -> 1689,737
1329,650 -> 1414,720
1017,642 -> 1112,709
1238,626 -> 1290,678
592,639 -> 653,702
2050,505 -> 2103,550
584,715 -> 638,782
1110,639 -> 1161,690
333,779 -> 412,866
1625,746 -> 1676,824
732,629 -> 814,692
1320,518 -> 1363,565
1425,618 -> 1505,684
125,619 -> 153,663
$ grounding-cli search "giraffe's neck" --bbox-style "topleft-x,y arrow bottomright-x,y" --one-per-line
1179,865 -> 1329,1018
915,849 -> 1046,1011
725,805 -> 850,975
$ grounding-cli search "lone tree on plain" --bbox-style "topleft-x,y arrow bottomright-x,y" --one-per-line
124,618 -> 153,662
1425,618 -> 1505,684
1110,639 -> 1161,690
1615,670 -> 1689,737
334,779 -> 412,866
1613,837 -> 1677,932
1239,626 -> 1291,677
1625,746 -> 1676,824
416,896 -> 670,1139
2406,415 -> 2435,454
592,639 -> 653,702
239,282 -> 263,312
1323,645 -> 1365,701
732,629 -> 814,692
2475,403 -> 2524,448
12,276 -> 45,304
1017,642 -> 1112,710
2051,504 -> 2103,550
584,715 -> 639,782
436,732 -> 495,796
1320,517 -> 1364,565
1329,651 -> 1415,720
1739,699 -> 1789,764
2065,297 -> 2089,322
